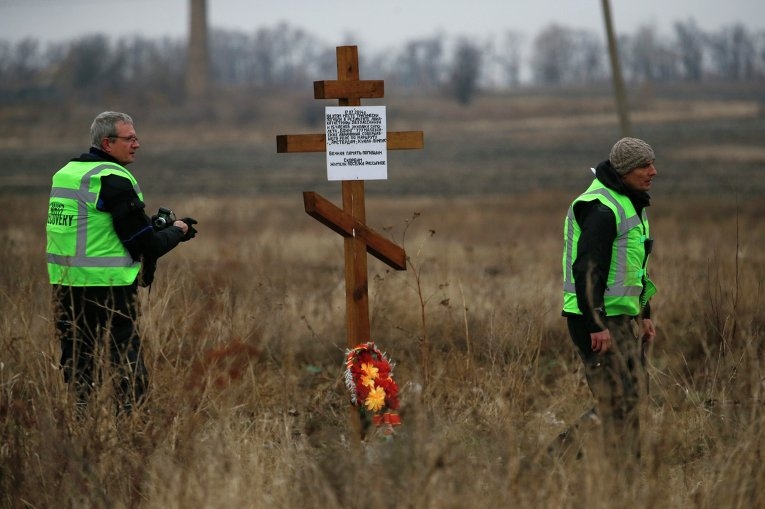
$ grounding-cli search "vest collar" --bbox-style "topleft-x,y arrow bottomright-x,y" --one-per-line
70,147 -> 123,166
594,160 -> 651,211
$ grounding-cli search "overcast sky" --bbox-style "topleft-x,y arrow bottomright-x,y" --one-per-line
1,0 -> 763,50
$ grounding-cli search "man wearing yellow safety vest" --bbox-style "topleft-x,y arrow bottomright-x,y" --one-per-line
46,111 -> 198,414
561,137 -> 657,472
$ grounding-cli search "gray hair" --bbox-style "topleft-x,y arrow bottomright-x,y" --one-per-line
90,111 -> 134,148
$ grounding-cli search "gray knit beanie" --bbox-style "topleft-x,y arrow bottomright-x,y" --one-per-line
609,137 -> 655,175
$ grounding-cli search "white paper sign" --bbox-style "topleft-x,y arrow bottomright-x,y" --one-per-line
325,106 -> 387,181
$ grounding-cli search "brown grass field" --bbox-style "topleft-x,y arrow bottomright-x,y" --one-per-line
1,82 -> 765,507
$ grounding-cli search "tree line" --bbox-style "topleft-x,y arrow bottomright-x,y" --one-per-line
0,19 -> 763,106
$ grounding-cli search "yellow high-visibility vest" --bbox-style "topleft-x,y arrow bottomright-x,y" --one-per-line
562,179 -> 655,317
47,161 -> 142,286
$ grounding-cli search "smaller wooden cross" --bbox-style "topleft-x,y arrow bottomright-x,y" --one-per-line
277,46 -> 424,352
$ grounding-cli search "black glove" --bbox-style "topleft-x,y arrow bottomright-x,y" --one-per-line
180,217 -> 198,241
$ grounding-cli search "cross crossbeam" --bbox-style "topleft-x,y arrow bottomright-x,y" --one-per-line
303,191 -> 406,270
276,131 -> 424,153
314,79 -> 384,100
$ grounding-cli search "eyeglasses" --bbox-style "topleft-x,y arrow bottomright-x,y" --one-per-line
110,135 -> 139,144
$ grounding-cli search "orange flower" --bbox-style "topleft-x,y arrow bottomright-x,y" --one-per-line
361,362 -> 379,379
364,386 -> 386,412
361,374 -> 376,388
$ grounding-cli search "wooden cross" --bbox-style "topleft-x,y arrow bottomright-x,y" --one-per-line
276,46 -> 424,352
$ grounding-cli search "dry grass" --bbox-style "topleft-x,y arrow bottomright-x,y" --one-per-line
1,188 -> 764,508
2,80 -> 764,507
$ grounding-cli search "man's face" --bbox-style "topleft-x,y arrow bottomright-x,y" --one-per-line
102,121 -> 140,165
621,161 -> 657,192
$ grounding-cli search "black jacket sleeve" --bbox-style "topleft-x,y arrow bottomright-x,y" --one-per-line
571,200 -> 616,333
97,174 -> 185,282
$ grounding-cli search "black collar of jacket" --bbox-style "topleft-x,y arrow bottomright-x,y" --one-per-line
70,147 -> 122,166
594,159 -> 651,211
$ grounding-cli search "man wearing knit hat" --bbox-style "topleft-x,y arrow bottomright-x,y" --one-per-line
560,137 -> 658,474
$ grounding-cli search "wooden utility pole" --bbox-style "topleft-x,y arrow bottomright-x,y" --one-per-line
186,0 -> 210,104
601,0 -> 632,137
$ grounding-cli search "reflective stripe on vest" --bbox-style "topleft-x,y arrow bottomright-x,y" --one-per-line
562,180 -> 649,316
47,162 -> 142,285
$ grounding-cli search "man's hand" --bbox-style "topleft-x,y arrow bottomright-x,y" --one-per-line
172,220 -> 188,235
590,329 -> 611,354
640,318 -> 656,343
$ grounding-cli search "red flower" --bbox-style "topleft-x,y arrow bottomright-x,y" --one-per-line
344,342 -> 401,418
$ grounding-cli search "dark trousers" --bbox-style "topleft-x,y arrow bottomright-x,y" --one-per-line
54,283 -> 147,412
567,315 -> 647,467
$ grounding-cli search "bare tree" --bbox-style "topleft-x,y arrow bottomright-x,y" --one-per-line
5,39 -> 42,83
708,23 -> 757,80
449,37 -> 482,105
248,23 -> 328,89
674,19 -> 705,81
393,35 -> 445,89
530,24 -> 604,85
571,30 -> 607,83
6,17 -> 765,103
54,35 -> 121,97
757,30 -> 765,79
530,24 -> 573,85
496,30 -> 524,87
622,26 -> 679,82
210,29 -> 254,85
117,36 -> 185,102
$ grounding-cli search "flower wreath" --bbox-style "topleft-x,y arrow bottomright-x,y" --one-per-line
344,342 -> 401,427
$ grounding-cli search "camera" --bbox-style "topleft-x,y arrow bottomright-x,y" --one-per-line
152,207 -> 176,230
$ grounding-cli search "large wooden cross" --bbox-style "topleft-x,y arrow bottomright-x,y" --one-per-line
276,46 -> 424,351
